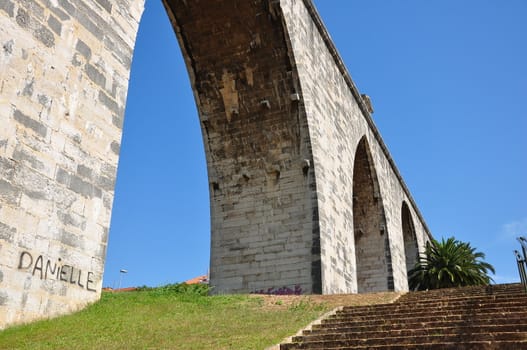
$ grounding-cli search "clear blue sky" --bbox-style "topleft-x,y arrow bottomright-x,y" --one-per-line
103,0 -> 527,289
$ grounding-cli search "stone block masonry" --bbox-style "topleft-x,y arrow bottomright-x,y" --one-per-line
0,0 -> 144,328
0,0 -> 432,328
163,0 -> 322,296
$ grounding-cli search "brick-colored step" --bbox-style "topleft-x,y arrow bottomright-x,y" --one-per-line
399,284 -> 524,301
322,308 -> 527,325
342,294 -> 527,312
283,340 -> 527,350
312,313 -> 527,331
281,332 -> 527,349
306,318 -> 527,335
293,324 -> 527,343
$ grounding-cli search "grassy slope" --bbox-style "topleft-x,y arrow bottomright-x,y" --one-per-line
0,289 -> 330,350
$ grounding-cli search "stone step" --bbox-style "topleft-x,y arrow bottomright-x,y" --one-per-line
333,303 -> 527,319
314,313 -> 527,329
338,298 -> 527,315
401,288 -> 525,297
325,306 -> 527,323
281,340 -> 527,350
399,284 -> 524,300
402,294 -> 525,303
293,324 -> 527,343
306,318 -> 527,335
280,332 -> 527,349
399,298 -> 525,308
399,292 -> 525,303
398,294 -> 527,305
343,294 -> 527,312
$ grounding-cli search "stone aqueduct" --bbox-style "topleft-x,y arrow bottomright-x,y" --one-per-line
0,0 -> 432,328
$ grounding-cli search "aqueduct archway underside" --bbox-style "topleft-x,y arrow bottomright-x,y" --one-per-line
0,0 -> 431,328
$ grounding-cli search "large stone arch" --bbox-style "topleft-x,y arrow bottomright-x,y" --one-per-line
163,0 -> 320,295
0,0 -> 433,328
352,136 -> 393,293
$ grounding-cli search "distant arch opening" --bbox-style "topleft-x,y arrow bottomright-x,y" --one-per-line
402,201 -> 419,283
352,137 -> 393,292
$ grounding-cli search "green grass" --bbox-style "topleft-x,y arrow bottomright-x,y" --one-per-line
0,284 -> 329,350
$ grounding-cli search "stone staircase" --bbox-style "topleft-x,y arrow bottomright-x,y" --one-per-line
280,283 -> 527,349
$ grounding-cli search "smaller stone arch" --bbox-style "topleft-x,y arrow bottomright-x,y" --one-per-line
401,201 -> 419,284
352,136 -> 393,292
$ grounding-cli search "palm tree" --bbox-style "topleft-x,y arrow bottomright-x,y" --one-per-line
408,237 -> 495,291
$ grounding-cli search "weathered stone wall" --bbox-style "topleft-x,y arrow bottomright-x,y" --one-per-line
0,0 -> 144,328
163,0 -> 321,295
280,0 -> 431,293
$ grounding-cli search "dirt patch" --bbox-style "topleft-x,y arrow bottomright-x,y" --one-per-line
251,291 -> 403,311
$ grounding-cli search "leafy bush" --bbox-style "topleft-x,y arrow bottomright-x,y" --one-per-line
137,282 -> 210,296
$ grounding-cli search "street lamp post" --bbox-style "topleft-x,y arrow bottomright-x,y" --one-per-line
118,269 -> 128,290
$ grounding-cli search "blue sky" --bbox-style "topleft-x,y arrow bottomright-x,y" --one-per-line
102,0 -> 527,289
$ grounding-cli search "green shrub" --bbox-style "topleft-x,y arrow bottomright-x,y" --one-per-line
137,282 -> 211,296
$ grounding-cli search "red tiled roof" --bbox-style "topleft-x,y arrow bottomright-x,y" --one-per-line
184,275 -> 209,285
